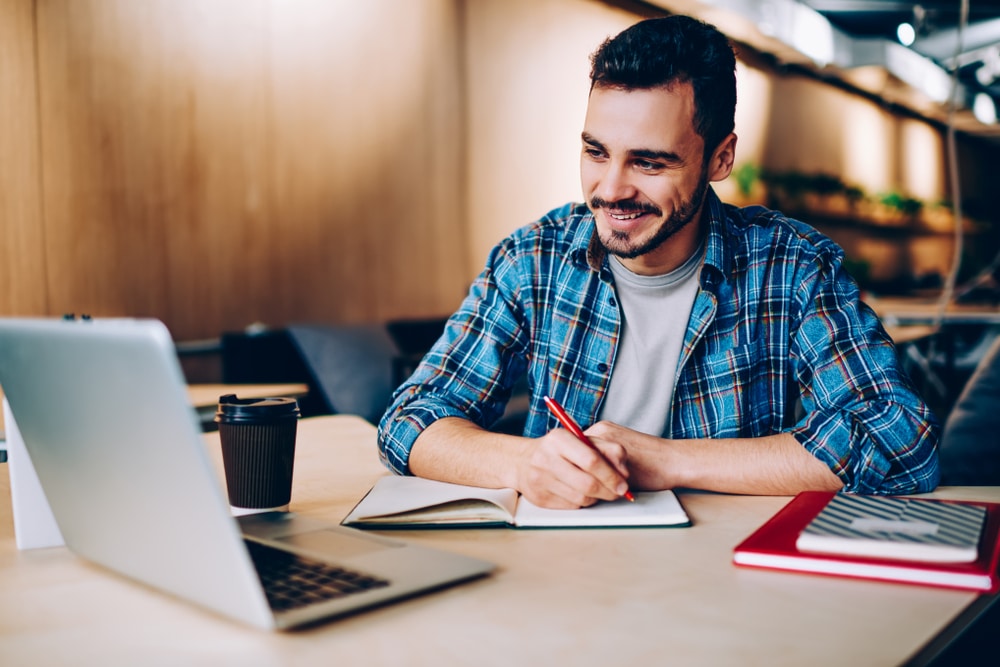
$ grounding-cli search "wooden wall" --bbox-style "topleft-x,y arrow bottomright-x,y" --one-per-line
463,0 -> 644,264
3,0 -> 998,345
461,0 -> 1000,283
2,0 -> 469,341
0,0 -> 48,316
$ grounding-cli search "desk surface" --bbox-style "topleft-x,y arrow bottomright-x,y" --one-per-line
186,383 -> 311,428
0,415 -> 996,666
1,384 -> 311,435
871,297 -> 1000,326
186,383 -> 310,408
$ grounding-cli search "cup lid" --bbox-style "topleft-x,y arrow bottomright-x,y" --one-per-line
215,394 -> 301,423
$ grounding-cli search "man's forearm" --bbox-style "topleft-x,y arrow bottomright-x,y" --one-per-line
639,431 -> 842,495
668,433 -> 842,494
411,418 -> 843,497
408,417 -> 530,490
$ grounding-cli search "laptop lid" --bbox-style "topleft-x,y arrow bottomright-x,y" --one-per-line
0,317 -> 492,629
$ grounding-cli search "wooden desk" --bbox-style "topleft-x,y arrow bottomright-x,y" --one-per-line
186,383 -> 310,426
186,383 -> 310,408
0,415 -> 996,665
1,384 -> 310,436
871,297 -> 1000,346
871,297 -> 1000,327
884,324 -> 937,345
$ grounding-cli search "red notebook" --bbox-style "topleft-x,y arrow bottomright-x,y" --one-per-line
733,491 -> 1000,593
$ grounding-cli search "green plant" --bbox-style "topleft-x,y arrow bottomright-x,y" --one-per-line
844,185 -> 866,205
843,257 -> 872,286
733,163 -> 761,198
879,191 -> 924,217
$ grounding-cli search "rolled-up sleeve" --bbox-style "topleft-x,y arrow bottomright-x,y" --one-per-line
378,240 -> 531,475
671,201 -> 939,495
786,256 -> 940,494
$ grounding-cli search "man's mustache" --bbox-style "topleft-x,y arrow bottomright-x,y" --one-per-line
589,197 -> 662,217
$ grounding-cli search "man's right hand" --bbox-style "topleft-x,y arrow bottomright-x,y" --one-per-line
408,417 -> 631,510
513,427 -> 631,509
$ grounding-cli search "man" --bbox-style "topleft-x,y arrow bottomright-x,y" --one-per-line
378,15 -> 939,508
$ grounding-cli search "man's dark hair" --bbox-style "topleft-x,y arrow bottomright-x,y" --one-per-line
590,15 -> 737,155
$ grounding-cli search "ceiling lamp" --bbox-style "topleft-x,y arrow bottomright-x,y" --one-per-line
972,92 -> 998,124
897,23 -> 916,47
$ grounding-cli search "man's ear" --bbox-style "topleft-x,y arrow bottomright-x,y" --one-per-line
708,132 -> 737,182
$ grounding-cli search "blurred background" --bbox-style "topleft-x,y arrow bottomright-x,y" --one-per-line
3,0 -> 1000,417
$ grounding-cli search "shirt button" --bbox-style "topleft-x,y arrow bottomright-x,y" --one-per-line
597,363 -> 609,373
608,296 -> 617,307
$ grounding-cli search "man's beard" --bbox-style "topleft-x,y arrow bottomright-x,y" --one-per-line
591,169 -> 709,260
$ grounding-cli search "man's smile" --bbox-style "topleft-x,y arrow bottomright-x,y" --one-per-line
608,211 -> 645,220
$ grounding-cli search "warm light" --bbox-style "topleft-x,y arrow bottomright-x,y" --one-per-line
900,120 -> 944,201
790,4 -> 835,65
885,43 -> 951,103
897,22 -> 916,46
843,103 -> 892,192
973,93 -> 998,125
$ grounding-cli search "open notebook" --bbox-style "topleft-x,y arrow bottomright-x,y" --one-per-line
0,317 -> 494,630
342,475 -> 691,529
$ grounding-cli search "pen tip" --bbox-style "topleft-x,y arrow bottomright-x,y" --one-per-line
625,491 -> 636,502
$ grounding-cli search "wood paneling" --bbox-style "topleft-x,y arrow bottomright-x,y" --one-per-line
24,0 -> 468,340
5,0 -> 998,344
0,0 -> 48,314
463,0 -> 639,270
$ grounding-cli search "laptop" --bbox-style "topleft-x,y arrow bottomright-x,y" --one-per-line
0,316 -> 494,630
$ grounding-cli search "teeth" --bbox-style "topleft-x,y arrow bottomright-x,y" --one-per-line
609,211 -> 642,220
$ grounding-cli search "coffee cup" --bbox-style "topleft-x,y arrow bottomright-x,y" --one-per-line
215,394 -> 301,515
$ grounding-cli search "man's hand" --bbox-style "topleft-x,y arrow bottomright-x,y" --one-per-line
408,417 -> 630,510
514,427 -> 630,509
585,421 -> 843,495
409,415 -> 840,507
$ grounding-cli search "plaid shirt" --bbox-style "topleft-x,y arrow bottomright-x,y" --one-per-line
378,190 -> 940,494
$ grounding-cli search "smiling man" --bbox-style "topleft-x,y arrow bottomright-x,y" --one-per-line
378,15 -> 940,508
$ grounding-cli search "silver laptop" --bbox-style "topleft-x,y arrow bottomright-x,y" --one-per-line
0,316 -> 494,630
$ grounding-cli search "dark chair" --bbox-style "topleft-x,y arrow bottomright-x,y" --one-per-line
286,324 -> 399,426
386,316 -> 530,434
222,318 -> 531,433
219,328 -> 328,418
940,332 -> 1000,485
385,316 -> 449,387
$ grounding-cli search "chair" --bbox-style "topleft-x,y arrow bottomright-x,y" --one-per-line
285,324 -> 398,425
385,316 -> 449,387
219,328 -> 328,418
940,333 -> 1000,485
385,316 -> 530,434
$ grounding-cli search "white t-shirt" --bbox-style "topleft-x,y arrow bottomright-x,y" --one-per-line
597,245 -> 703,436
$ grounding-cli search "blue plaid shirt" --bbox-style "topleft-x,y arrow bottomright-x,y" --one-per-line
378,190 -> 940,494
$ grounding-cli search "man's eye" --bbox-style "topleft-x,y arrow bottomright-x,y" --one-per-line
583,147 -> 605,159
635,160 -> 660,171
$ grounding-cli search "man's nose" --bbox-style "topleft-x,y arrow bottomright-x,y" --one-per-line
594,162 -> 636,203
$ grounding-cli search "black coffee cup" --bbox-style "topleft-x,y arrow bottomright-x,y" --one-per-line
215,394 -> 301,514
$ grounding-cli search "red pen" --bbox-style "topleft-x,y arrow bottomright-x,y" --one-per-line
543,395 -> 635,502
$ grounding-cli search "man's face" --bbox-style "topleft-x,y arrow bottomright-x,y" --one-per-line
581,83 -> 732,275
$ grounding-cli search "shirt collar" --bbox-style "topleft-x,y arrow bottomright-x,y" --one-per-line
565,207 -> 604,273
701,188 -> 731,286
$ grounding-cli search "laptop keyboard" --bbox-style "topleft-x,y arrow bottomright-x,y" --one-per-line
245,540 -> 391,612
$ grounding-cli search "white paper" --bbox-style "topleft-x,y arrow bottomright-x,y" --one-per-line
4,398 -> 65,549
